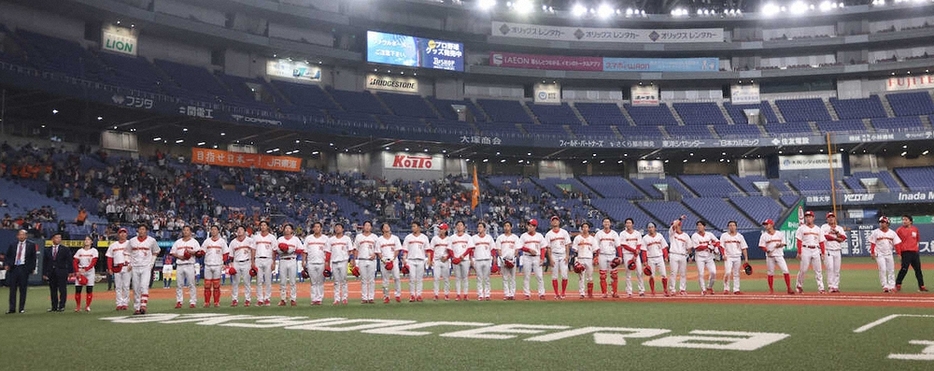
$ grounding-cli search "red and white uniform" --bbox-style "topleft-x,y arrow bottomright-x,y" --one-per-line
821,223 -> 847,291
353,232 -> 379,302
326,234 -> 352,303
378,234 -> 403,299
170,237 -> 201,305
643,233 -> 668,278
276,235 -> 301,303
759,230 -> 789,275
518,231 -> 545,297
73,248 -> 99,287
403,233 -> 430,298
594,228 -> 620,272
428,235 -> 451,298
496,233 -> 520,298
573,233 -> 597,296
719,232 -> 748,293
303,234 -> 329,304
228,236 -> 254,304
252,232 -> 277,304
545,228 -> 572,282
449,232 -> 474,297
128,235 -> 159,311
667,227 -> 692,293
105,240 -> 131,308
620,229 -> 644,296
472,233 -> 495,299
692,231 -> 719,294
869,228 -> 902,291
795,224 -> 827,292
200,236 -> 229,280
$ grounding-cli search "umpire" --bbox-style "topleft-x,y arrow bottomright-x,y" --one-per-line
895,215 -> 927,292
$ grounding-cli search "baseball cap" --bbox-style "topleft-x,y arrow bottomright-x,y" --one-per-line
438,223 -> 449,231
804,211 -> 815,217
826,212 -> 836,218
761,219 -> 775,226
879,216 -> 890,223
528,219 -> 538,227
550,215 -> 559,221
118,228 -> 128,234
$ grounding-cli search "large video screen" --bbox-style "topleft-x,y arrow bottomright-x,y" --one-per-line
367,31 -> 464,72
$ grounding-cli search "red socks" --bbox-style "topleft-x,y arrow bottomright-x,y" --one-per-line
561,279 -> 568,296
661,278 -> 669,293
649,277 -> 656,294
552,280 -> 559,296
204,286 -> 212,304
768,275 -> 774,291
74,294 -> 81,309
783,273 -> 792,289
86,293 -> 93,307
213,285 -> 221,305
587,282 -> 594,297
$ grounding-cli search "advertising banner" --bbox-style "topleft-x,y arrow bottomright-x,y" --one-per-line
365,74 -> 419,93
885,75 -> 934,92
367,31 -> 464,72
101,25 -> 138,56
191,148 -> 302,172
492,21 -> 723,43
533,82 -> 561,104
730,84 -> 761,104
631,85 -> 659,106
266,59 -> 322,82
383,153 -> 443,171
603,57 -> 718,72
778,154 -> 843,171
488,52 -> 602,71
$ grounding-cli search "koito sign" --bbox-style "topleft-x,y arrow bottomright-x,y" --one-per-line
384,153 -> 443,171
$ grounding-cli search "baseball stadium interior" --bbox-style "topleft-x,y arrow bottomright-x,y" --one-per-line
1,0 -> 934,273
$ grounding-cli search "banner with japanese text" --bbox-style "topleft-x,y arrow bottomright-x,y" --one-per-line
191,148 -> 302,172
491,21 -> 723,43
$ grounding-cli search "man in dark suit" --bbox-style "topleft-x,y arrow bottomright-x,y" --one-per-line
42,233 -> 72,312
5,229 -> 38,314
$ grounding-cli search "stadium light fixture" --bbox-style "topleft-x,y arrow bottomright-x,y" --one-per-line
220,132 -> 225,136
625,7 -> 634,16
511,0 -> 534,14
153,137 -> 162,141
183,128 -> 189,132
175,139 -> 184,144
923,150 -> 930,155
477,0 -> 496,11
52,109 -> 58,114
571,3 -> 587,17
197,142 -> 206,146
761,3 -> 781,16
789,1 -> 808,14
597,3 -> 615,19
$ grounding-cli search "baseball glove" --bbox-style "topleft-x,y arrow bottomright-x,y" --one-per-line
111,264 -> 123,273
227,266 -> 237,276
278,243 -> 290,252
451,257 -> 462,265
573,262 -> 584,274
610,257 -> 622,269
627,258 -> 637,271
182,250 -> 192,260
195,250 -> 206,259
384,260 -> 394,271
77,275 -> 89,286
323,268 -> 332,278
503,260 -> 515,268
351,266 -> 361,277
743,262 -> 753,276
249,266 -> 258,277
301,269 -> 310,279
400,264 -> 410,275
643,266 -> 652,276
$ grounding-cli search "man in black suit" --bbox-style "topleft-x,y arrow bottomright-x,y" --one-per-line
5,229 -> 38,314
42,233 -> 72,312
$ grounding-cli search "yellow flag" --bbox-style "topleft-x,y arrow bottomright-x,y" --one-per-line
471,165 -> 480,210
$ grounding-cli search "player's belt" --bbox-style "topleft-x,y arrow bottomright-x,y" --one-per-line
647,255 -> 662,259
280,257 -> 295,260
804,245 -> 818,249
331,260 -> 347,264
600,252 -> 616,256
177,263 -> 193,266
408,258 -> 425,261
474,258 -> 491,261
307,262 -> 324,265
357,257 -> 375,261
236,259 -> 250,263
256,256 -> 270,259
669,252 -> 686,256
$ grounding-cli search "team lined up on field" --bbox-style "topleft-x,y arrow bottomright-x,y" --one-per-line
91,210 -> 923,312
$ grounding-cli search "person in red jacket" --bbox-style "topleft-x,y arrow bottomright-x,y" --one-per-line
895,215 -> 927,292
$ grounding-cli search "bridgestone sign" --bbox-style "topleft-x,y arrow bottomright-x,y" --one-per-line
366,74 -> 419,93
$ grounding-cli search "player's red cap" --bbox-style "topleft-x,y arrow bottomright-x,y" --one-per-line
826,212 -> 835,218
804,211 -> 815,217
438,223 -> 449,230
118,228 -> 128,234
528,219 -> 538,227
761,219 -> 774,226
550,215 -> 559,221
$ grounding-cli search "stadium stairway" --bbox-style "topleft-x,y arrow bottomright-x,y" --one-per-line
824,99 -> 840,120
769,100 -> 787,122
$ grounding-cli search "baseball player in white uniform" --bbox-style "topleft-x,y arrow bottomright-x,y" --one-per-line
326,223 -> 352,305
620,218 -> 645,298
472,222 -> 495,301
377,223 -> 403,304
200,225 -> 229,308
276,223 -> 301,306
668,217 -> 692,296
428,223 -> 451,300
572,222 -> 597,298
403,221 -> 430,302
821,212 -> 847,293
692,221 -> 720,295
228,226 -> 255,307
170,226 -> 200,308
545,216 -> 572,299
642,222 -> 669,296
449,221 -> 474,301
759,219 -> 794,294
870,216 -> 902,292
128,224 -> 160,314
303,222 -> 329,305
252,221 -> 277,306
353,221 -> 379,304
72,236 -> 99,312
496,221 -> 520,300
519,219 -> 546,300
719,221 -> 749,295
105,228 -> 131,311
595,218 -> 621,298
795,211 -> 827,294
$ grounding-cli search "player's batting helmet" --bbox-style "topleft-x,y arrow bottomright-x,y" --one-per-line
610,257 -> 622,268
183,250 -> 192,260
743,262 -> 753,275
573,262 -> 584,274
249,266 -> 258,277
195,250 -> 206,258
227,266 -> 237,276
323,268 -> 332,278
